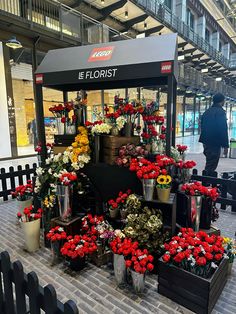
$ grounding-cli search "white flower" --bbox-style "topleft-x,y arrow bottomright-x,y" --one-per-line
71,162 -> 80,170
116,116 -> 126,131
211,262 -> 218,269
91,123 -> 112,135
177,232 -> 182,236
48,168 -> 52,175
190,261 -> 196,267
36,167 -> 44,176
177,247 -> 183,252
223,254 -> 229,259
63,156 -> 69,164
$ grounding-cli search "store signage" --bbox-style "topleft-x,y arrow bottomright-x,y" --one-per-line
88,46 -> 115,62
36,74 -> 43,84
161,62 -> 172,74
78,68 -> 118,80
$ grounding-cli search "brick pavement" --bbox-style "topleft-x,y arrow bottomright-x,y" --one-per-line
0,200 -> 235,314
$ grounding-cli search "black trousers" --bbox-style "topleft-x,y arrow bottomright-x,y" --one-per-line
203,145 -> 221,174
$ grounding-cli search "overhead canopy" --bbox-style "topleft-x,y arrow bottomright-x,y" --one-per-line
36,34 -> 178,91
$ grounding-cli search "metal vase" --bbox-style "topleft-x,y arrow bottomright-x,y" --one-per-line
21,219 -> 41,253
124,122 -> 133,137
142,179 -> 155,201
157,187 -> 171,202
51,241 -> 62,264
113,254 -> 126,285
66,124 -> 76,135
188,195 -> 202,232
17,198 -> 33,215
56,185 -> 73,222
131,269 -> 145,294
56,117 -> 65,135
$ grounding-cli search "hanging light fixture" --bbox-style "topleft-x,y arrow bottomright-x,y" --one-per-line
101,0 -> 105,4
6,36 -> 22,49
125,10 -> 129,19
186,87 -> 193,94
144,21 -> 147,30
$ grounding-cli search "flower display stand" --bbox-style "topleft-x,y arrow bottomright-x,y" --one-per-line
157,258 -> 228,314
139,193 -> 176,236
51,216 -> 82,236
100,135 -> 140,165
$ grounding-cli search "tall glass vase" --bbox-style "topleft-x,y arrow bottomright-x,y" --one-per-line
56,185 -> 73,221
187,195 -> 202,231
142,179 -> 155,201
56,117 -> 65,135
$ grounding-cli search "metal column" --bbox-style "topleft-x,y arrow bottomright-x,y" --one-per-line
166,76 -> 174,156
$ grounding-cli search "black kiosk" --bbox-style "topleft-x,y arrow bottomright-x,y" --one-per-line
35,33 -> 178,161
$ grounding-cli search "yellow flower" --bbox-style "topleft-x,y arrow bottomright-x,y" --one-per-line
72,142 -> 78,148
157,175 -> 166,185
166,175 -> 172,184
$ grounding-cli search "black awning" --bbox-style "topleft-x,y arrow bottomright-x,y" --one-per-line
35,33 -> 178,91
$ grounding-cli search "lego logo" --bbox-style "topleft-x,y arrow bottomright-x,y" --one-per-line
35,74 -> 43,84
161,62 -> 172,73
162,65 -> 171,70
88,46 -> 115,62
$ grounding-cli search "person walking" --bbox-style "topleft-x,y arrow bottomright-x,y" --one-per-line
199,93 -> 229,174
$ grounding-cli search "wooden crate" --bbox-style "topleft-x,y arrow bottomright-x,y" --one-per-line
158,258 -> 228,314
100,135 -> 140,165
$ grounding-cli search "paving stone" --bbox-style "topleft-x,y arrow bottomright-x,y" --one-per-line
106,295 -> 133,313
0,200 -> 236,314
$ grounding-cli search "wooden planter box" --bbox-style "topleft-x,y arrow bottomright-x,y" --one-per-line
100,135 -> 140,165
157,258 -> 228,314
91,250 -> 113,267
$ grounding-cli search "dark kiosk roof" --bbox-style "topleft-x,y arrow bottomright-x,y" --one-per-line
36,33 -> 178,91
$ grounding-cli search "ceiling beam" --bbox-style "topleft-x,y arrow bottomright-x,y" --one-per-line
178,42 -> 188,48
192,53 -> 205,59
184,48 -> 198,55
123,14 -> 148,31
145,25 -> 164,36
98,0 -> 128,21
71,0 -> 83,9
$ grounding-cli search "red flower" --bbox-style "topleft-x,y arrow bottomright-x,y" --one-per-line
61,117 -> 66,123
215,253 -> 223,261
162,254 -> 170,262
196,256 -> 207,266
147,263 -> 154,271
173,252 -> 185,263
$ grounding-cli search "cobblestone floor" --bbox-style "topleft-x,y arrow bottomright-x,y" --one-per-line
0,201 -> 235,314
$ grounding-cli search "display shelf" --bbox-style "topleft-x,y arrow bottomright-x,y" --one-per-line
139,193 -> 176,236
51,216 -> 82,236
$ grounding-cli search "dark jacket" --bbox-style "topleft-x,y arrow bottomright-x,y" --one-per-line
199,104 -> 229,148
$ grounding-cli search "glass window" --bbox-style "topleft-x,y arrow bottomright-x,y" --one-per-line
205,28 -> 210,43
164,0 -> 172,10
187,9 -> 194,30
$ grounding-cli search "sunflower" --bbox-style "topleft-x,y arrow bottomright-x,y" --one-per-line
157,175 -> 167,185
165,175 -> 172,184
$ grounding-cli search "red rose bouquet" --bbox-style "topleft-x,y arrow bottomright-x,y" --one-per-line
125,247 -> 154,273
156,155 -> 175,169
107,189 -> 132,210
161,228 -> 225,278
181,182 -> 219,201
176,145 -> 188,155
11,180 -> 33,201
17,205 -> 43,222
46,226 -> 67,242
58,171 -> 77,186
60,234 -> 97,259
175,160 -> 196,169
81,214 -> 104,236
129,158 -> 160,179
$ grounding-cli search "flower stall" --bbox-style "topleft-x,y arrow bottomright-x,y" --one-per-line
10,34 -> 232,311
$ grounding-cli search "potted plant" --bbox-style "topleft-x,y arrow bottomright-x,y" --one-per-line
109,231 -> 127,285
107,190 -> 132,219
81,214 -> 114,266
57,170 -> 78,221
125,247 -> 154,293
129,158 -> 160,201
60,234 -> 97,271
12,180 -> 33,214
181,182 -> 219,232
158,228 -> 228,314
176,144 -> 188,161
17,206 -> 42,252
223,237 -> 236,275
46,226 -> 67,263
156,171 -> 172,202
